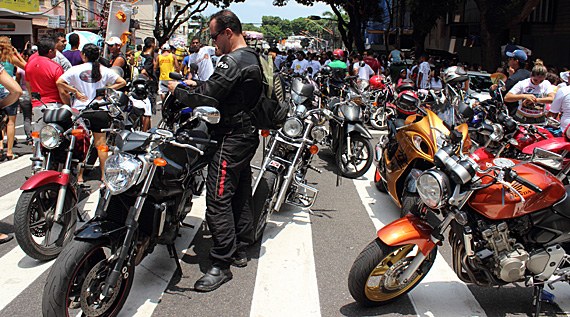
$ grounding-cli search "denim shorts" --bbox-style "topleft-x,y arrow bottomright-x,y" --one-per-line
0,90 -> 18,116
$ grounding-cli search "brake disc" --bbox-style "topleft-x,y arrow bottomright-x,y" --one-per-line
80,260 -> 124,316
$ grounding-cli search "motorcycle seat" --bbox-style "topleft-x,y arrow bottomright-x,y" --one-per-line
553,186 -> 570,218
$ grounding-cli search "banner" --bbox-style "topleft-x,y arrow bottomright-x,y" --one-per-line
0,0 -> 40,12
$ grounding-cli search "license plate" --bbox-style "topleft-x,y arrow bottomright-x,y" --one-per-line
268,160 -> 281,168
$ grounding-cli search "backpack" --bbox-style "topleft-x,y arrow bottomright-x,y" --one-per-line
248,54 -> 288,130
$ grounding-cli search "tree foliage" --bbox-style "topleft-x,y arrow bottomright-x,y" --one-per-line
407,0 -> 456,56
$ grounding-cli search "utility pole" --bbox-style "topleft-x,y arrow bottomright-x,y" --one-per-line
64,0 -> 72,33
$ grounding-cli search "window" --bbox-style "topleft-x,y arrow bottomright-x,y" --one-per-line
524,0 -> 554,23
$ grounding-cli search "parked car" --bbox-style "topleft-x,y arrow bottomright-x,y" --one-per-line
467,71 -> 493,101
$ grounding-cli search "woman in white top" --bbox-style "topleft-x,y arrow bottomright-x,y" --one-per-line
430,65 -> 443,89
56,44 -> 126,184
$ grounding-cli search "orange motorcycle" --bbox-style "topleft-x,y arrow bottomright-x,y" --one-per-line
350,128 -> 569,315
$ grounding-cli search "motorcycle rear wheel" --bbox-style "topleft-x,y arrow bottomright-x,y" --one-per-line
14,184 -> 77,261
348,238 -> 436,306
252,171 -> 279,242
42,239 -> 134,317
337,135 -> 373,179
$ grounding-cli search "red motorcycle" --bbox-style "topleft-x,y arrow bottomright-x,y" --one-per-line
349,126 -> 569,316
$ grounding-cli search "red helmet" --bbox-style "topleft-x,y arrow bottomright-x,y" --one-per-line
333,49 -> 344,59
396,91 -> 419,115
369,75 -> 385,90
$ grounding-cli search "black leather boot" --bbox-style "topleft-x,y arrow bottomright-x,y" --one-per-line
194,266 -> 233,292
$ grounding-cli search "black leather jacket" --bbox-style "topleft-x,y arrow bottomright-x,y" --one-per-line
173,46 -> 262,135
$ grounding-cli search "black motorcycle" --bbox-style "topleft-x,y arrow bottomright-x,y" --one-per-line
42,101 -> 219,316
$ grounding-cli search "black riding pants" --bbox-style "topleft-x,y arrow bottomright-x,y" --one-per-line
206,130 -> 259,268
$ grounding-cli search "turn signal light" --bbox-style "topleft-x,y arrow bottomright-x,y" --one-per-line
373,102 -> 377,107
154,158 -> 167,166
71,129 -> 84,137
31,131 -> 39,138
261,130 -> 270,138
97,145 -> 109,152
309,145 -> 319,154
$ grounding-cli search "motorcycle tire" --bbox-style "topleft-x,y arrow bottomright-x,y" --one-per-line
14,184 -> 77,261
252,171 -> 279,242
348,238 -> 437,306
42,239 -> 134,317
337,135 -> 374,179
374,168 -> 387,193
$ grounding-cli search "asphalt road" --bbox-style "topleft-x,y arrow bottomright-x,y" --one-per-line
0,111 -> 569,316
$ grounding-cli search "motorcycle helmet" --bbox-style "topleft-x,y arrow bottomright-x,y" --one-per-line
396,91 -> 419,116
443,66 -> 469,84
333,49 -> 344,59
369,75 -> 385,90
321,65 -> 332,75
395,79 -> 416,93
131,78 -> 148,100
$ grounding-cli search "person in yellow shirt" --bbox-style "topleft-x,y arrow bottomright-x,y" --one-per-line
154,43 -> 180,101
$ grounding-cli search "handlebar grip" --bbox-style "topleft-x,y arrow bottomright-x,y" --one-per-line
515,174 -> 542,193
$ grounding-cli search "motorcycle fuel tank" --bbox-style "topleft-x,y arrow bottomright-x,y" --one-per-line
468,158 -> 566,220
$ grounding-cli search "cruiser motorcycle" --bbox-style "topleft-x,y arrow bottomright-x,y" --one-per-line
349,127 -> 570,316
42,101 -> 219,316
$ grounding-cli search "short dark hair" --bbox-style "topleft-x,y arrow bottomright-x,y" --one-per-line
37,37 -> 55,56
53,32 -> 65,41
210,10 -> 242,35
136,44 -> 142,51
144,37 -> 155,49
68,33 -> 80,48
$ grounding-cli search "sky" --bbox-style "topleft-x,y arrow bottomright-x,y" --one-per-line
202,1 -> 333,25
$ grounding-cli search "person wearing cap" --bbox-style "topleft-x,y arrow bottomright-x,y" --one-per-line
106,37 -> 130,87
558,71 -> 569,88
492,49 -> 531,115
154,43 -> 179,101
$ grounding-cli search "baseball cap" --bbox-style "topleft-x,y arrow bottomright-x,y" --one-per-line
506,49 -> 527,62
105,37 -> 122,46
161,43 -> 170,51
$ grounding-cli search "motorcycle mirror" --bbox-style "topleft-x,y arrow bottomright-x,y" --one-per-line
31,92 -> 41,100
457,101 -> 474,120
169,72 -> 183,81
531,148 -> 563,170
194,106 -> 220,124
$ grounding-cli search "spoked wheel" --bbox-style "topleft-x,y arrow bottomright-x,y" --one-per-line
42,239 -> 134,317
252,171 -> 279,242
348,238 -> 437,306
14,184 -> 77,261
337,135 -> 374,179
370,106 -> 395,130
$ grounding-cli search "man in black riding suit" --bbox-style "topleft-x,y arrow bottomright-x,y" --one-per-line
168,9 -> 262,292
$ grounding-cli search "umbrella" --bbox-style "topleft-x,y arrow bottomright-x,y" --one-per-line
64,31 -> 103,51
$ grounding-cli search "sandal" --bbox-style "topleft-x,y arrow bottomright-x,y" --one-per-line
6,153 -> 19,161
0,234 -> 13,244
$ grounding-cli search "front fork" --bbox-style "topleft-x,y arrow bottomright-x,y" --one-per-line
53,135 -> 76,221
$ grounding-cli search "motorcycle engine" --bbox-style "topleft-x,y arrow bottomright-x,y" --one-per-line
480,222 -> 529,283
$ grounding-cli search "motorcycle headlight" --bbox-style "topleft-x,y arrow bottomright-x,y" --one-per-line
39,124 -> 64,149
311,125 -> 327,142
283,117 -> 303,138
416,170 -> 450,209
108,103 -> 121,117
103,153 -> 143,194
291,91 -> 308,104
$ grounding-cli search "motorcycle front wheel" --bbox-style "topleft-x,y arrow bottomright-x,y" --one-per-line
348,238 -> 437,306
43,239 -> 134,317
252,171 -> 279,242
337,135 -> 373,179
14,184 -> 77,261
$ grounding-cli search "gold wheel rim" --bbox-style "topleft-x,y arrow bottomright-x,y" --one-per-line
364,244 -> 427,302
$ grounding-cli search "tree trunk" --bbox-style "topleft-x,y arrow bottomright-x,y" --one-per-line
412,30 -> 426,57
478,19 -> 506,72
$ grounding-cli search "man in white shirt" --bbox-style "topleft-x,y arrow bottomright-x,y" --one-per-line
548,85 -> 570,134
188,38 -> 215,80
417,53 -> 430,89
289,51 -> 309,75
308,53 -> 321,77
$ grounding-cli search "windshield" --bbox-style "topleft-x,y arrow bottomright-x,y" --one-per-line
469,74 -> 493,92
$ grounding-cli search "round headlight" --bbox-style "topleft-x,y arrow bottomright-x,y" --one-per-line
416,170 -> 450,209
103,153 -> 143,194
291,91 -> 308,104
39,124 -> 63,149
311,125 -> 327,142
283,117 -> 303,138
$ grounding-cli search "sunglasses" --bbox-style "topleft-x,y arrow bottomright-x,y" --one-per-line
211,29 -> 225,42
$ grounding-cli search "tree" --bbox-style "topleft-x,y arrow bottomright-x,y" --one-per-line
274,0 -> 384,53
407,0 -> 456,56
474,0 -> 541,71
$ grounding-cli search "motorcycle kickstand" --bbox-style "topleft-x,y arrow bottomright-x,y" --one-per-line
167,244 -> 185,278
532,284 -> 544,317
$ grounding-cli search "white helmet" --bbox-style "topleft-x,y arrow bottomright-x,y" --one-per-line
443,66 -> 468,84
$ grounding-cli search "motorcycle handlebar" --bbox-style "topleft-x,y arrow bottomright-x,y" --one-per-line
515,174 -> 543,193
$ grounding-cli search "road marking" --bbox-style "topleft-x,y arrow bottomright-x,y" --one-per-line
250,206 -> 321,317
0,189 -> 22,221
352,167 -> 486,317
0,154 -> 31,179
120,194 -> 206,317
3,135 -> 27,141
0,189 -> 99,312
